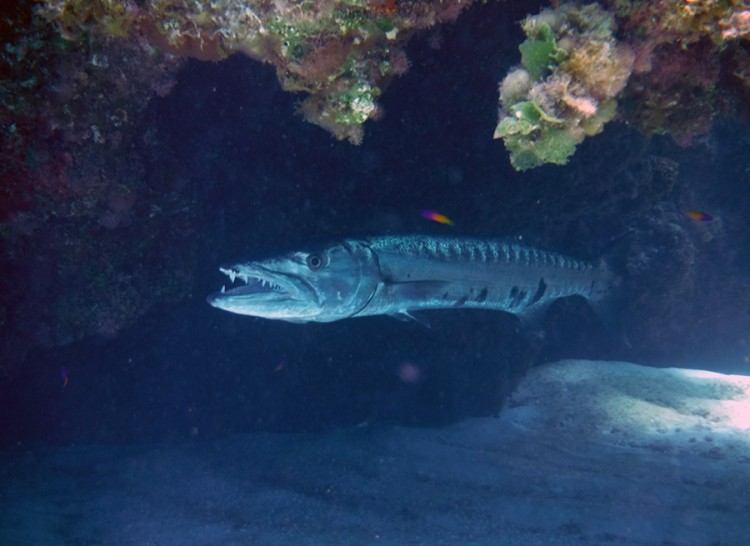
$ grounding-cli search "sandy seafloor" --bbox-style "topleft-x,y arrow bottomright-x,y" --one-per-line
1,360 -> 749,546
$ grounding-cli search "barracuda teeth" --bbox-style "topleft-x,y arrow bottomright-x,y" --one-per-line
219,267 -> 234,283
221,285 -> 226,293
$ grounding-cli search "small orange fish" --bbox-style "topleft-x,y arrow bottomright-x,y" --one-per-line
685,211 -> 714,222
420,210 -> 454,226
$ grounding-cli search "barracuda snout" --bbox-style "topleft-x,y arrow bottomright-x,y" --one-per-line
207,240 -> 380,322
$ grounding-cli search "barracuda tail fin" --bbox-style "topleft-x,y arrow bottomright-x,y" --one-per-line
590,277 -> 621,330
591,235 -> 630,345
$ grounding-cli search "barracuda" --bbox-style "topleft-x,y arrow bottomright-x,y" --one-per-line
207,235 -> 615,324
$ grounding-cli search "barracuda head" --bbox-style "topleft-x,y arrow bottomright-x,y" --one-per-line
206,240 -> 380,322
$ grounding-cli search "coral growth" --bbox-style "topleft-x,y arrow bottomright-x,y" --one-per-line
493,1 -> 750,160
494,3 -> 634,171
606,0 -> 750,144
609,0 -> 750,47
625,40 -> 719,146
39,0 -> 478,144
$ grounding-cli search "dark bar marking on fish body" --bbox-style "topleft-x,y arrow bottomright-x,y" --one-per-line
514,290 -> 527,308
509,286 -> 526,308
477,287 -> 488,303
529,277 -> 547,305
509,286 -> 519,300
455,295 -> 468,307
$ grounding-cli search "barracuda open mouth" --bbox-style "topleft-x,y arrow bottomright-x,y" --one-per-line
206,260 -> 323,320
217,267 -> 286,296
213,266 -> 301,300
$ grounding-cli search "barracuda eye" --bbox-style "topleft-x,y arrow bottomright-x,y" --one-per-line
306,253 -> 325,270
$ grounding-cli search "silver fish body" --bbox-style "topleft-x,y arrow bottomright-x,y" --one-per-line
207,235 -> 615,323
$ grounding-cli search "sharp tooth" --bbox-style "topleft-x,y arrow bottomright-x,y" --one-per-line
219,267 -> 234,283
229,270 -> 237,283
221,285 -> 226,293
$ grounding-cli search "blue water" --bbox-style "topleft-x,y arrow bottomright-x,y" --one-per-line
2,2 -> 750,544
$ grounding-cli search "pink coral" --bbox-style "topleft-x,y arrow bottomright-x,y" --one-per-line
563,94 -> 598,117
719,9 -> 750,40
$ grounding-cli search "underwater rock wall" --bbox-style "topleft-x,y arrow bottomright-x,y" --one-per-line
1,0 -> 750,377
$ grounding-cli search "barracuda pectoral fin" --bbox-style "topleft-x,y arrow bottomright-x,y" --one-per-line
381,280 -> 450,327
388,310 -> 431,328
